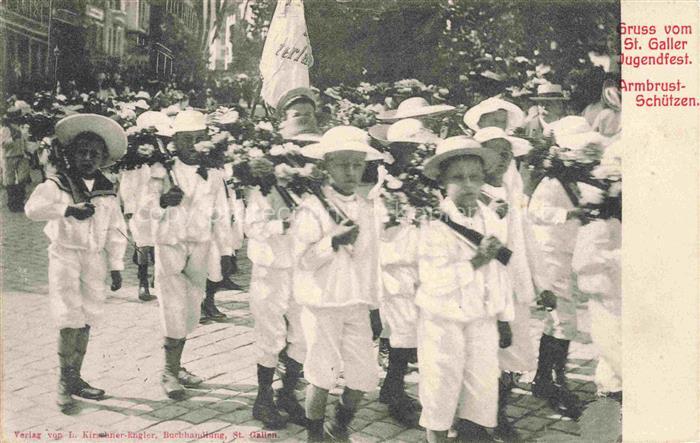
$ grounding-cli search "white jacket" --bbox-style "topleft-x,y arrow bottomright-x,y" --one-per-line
380,223 -> 419,300
415,198 -> 514,323
244,187 -> 296,269
25,176 -> 127,271
119,165 -> 154,247
143,159 -> 233,254
292,186 -> 380,308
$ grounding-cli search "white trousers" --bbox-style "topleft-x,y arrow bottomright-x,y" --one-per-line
250,266 -> 306,368
589,300 -> 622,393
418,312 -> 500,430
48,244 -> 107,329
301,304 -> 378,393
155,242 -> 209,339
499,301 -> 537,373
380,294 -> 418,349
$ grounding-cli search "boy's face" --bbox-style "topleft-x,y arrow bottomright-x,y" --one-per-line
483,138 -> 512,184
540,101 -> 566,122
477,109 -> 508,130
439,156 -> 485,209
173,130 -> 207,164
71,138 -> 107,177
324,151 -> 367,195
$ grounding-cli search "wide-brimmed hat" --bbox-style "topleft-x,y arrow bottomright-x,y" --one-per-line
279,112 -> 321,144
136,111 -> 174,137
531,83 -> 570,101
422,136 -> 498,180
135,90 -> 151,100
369,118 -> 439,146
276,87 -> 318,114
301,126 -> 384,161
547,116 -> 610,150
134,99 -> 150,110
171,110 -> 206,134
377,96 -> 456,121
463,97 -> 525,132
473,126 -> 533,157
55,113 -> 127,164
544,115 -> 592,139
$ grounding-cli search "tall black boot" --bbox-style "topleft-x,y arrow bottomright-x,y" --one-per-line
550,337 -> 583,419
137,264 -> 154,301
456,419 -> 494,442
532,334 -> 558,399
379,346 -> 420,428
201,280 -> 226,321
161,337 -> 185,400
277,357 -> 307,426
306,418 -> 325,442
71,325 -> 105,400
324,401 -> 356,441
12,184 -> 26,212
494,372 -> 519,442
253,364 -> 287,429
6,185 -> 19,212
57,328 -> 79,409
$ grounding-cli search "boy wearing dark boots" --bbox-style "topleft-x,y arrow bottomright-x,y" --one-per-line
291,126 -> 384,441
245,185 -> 307,429
25,114 -> 127,411
144,110 -> 233,399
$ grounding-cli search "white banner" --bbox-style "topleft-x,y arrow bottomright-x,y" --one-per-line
259,0 -> 313,109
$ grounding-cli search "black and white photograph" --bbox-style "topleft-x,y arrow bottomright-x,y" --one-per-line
1,0 -> 636,441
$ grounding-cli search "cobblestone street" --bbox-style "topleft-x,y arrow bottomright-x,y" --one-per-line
1,183 -> 608,442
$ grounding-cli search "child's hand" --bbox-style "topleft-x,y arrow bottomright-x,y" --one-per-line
160,186 -> 184,208
110,271 -> 122,291
332,224 -> 359,251
493,200 -> 509,219
65,202 -> 95,220
498,321 -> 512,348
537,290 -> 557,310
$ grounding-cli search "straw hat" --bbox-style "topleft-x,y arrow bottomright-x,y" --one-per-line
136,111 -> 174,137
422,136 -> 498,180
531,83 -> 570,101
545,116 -> 592,140
369,118 -> 439,146
135,90 -> 151,100
548,116 -> 610,150
377,97 -> 455,121
171,110 -> 206,134
134,99 -> 150,110
301,126 -> 384,161
463,97 -> 525,132
55,113 -> 127,164
473,126 -> 533,157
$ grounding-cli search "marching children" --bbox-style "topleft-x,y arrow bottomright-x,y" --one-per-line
291,126 -> 384,441
2,101 -> 32,212
474,126 -> 538,440
25,114 -> 128,410
418,136 -> 514,442
143,110 -> 233,399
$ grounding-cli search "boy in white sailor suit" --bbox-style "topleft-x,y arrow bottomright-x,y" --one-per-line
291,126 -> 384,442
527,117 -> 609,419
25,114 -> 127,411
245,184 -> 307,429
473,126 -> 538,440
143,110 -> 233,399
418,136 -> 514,443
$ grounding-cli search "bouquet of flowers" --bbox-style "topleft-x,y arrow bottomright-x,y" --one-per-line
377,142 -> 442,227
110,127 -> 169,172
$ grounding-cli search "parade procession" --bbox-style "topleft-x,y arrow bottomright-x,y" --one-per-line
1,1 -> 622,442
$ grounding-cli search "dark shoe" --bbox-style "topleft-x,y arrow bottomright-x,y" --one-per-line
57,328 -> 79,409
277,358 -> 306,426
253,386 -> 288,429
218,277 -> 243,291
162,338 -> 185,399
138,284 -> 155,301
456,419 -> 495,442
306,418 -> 325,442
72,379 -> 106,400
550,384 -> 584,420
324,402 -> 355,441
203,281 -> 227,320
178,367 -> 203,387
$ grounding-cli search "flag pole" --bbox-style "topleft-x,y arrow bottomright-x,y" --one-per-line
249,76 -> 264,117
